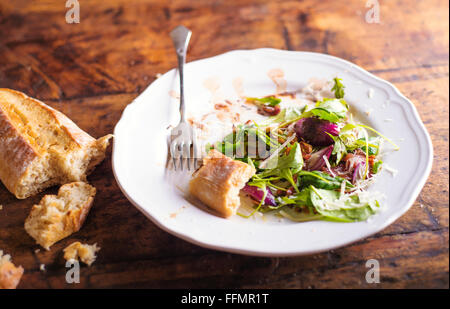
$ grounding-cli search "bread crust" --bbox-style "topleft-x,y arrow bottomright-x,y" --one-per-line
189,150 -> 255,218
0,88 -> 111,199
0,95 -> 38,196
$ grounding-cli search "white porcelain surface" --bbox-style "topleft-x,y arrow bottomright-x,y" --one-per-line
112,49 -> 433,256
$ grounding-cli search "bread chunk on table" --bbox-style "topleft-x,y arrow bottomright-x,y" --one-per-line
25,182 -> 96,250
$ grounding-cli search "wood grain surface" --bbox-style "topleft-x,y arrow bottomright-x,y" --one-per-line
0,0 -> 448,289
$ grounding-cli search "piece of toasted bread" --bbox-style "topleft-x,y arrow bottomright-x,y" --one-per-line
189,150 -> 256,218
0,250 -> 24,289
0,88 -> 112,199
24,182 -> 96,250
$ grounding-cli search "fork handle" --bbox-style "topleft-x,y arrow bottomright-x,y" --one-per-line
170,25 -> 192,123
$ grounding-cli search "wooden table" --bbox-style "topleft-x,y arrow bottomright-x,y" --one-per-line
0,0 -> 448,289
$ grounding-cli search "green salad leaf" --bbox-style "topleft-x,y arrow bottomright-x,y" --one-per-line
277,186 -> 312,206
259,142 -> 303,172
358,137 -> 380,156
262,106 -> 305,126
247,96 -> 281,107
309,186 -> 379,222
215,125 -> 279,159
298,171 -> 353,190
327,133 -> 347,165
275,142 -> 304,171
279,206 -> 323,222
372,160 -> 383,174
309,98 -> 348,123
258,143 -> 303,193
341,123 -> 399,150
331,77 -> 345,99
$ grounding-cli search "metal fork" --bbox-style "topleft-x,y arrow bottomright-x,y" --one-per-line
169,25 -> 198,171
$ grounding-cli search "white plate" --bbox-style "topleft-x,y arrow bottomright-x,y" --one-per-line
112,49 -> 433,256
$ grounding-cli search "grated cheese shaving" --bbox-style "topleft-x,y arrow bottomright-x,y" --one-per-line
323,155 -> 336,177
383,164 -> 398,177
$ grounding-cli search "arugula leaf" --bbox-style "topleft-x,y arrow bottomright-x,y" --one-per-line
327,133 -> 347,165
316,98 -> 348,117
372,160 -> 383,174
215,125 -> 279,159
276,143 -> 304,171
331,77 -> 345,99
247,96 -> 281,107
282,187 -> 312,205
279,169 -> 300,193
298,170 -> 353,190
258,143 -> 304,193
310,108 -> 341,123
309,99 -> 348,123
342,136 -> 380,156
309,186 -> 379,222
215,125 -> 245,157
276,187 -> 314,215
259,142 -> 303,173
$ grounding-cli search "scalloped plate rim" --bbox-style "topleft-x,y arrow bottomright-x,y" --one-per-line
112,48 -> 433,256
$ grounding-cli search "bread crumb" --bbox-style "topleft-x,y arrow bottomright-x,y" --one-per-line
39,264 -> 45,271
365,108 -> 374,116
0,205 -> 3,210
63,242 -> 100,266
367,88 -> 374,98
34,249 -> 40,253
0,250 -> 24,289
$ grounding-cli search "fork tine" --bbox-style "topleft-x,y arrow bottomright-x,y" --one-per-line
170,142 -> 177,171
186,151 -> 191,171
188,142 -> 194,171
178,142 -> 184,171
172,156 -> 177,171
192,139 -> 197,171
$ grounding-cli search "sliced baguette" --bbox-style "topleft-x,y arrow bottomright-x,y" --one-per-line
189,150 -> 256,218
24,182 -> 96,250
0,88 -> 112,199
0,250 -> 24,289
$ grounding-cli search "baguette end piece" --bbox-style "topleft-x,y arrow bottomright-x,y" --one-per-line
189,150 -> 255,218
0,88 -> 112,199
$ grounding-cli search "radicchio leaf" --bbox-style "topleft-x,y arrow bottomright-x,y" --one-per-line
242,184 -> 277,206
306,145 -> 334,171
294,117 -> 339,146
